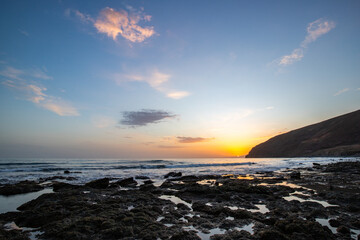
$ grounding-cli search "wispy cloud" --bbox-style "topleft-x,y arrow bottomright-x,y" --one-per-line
301,19 -> 336,47
278,18 -> 335,66
0,66 -> 52,80
1,66 -> 79,116
177,137 -> 214,144
94,7 -> 155,43
65,9 -> 94,24
279,48 -> 304,65
39,99 -> 79,116
120,109 -> 176,127
334,88 -> 350,96
116,69 -> 190,99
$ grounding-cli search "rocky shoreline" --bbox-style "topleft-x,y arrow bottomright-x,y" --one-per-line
1,161 -> 359,240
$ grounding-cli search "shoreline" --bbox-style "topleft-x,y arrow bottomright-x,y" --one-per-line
0,161 -> 359,239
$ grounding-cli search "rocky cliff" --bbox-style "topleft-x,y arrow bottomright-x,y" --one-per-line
246,109 -> 360,158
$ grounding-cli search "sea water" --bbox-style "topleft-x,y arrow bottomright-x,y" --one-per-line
0,157 -> 356,184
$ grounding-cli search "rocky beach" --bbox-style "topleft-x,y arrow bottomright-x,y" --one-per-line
0,160 -> 359,240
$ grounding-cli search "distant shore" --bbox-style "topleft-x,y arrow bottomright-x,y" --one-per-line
1,160 -> 360,239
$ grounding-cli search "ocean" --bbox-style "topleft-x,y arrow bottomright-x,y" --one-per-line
0,157 -> 356,184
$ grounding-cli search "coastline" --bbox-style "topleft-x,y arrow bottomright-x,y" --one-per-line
0,160 -> 359,240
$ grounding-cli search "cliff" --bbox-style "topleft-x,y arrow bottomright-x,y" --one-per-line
246,109 -> 360,158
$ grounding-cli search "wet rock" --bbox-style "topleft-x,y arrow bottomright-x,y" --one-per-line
0,228 -> 30,240
177,203 -> 191,211
256,229 -> 289,240
212,229 -> 253,240
289,171 -> 301,179
164,172 -> 182,178
337,225 -> 350,234
170,230 -> 201,240
329,219 -> 340,227
52,182 -> 80,192
229,209 -> 252,219
64,170 -> 70,174
350,219 -> 360,228
139,183 -> 155,191
0,180 -> 44,196
85,178 -> 109,189
275,217 -> 335,239
144,180 -> 154,185
116,177 -> 137,187
160,180 -> 174,188
324,161 -> 360,173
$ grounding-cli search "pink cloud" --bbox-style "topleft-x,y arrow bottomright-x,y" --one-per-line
94,7 -> 155,43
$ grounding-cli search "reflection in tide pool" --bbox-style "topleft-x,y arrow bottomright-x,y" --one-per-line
0,188 -> 53,214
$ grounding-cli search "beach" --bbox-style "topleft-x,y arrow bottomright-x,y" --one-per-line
0,159 -> 359,240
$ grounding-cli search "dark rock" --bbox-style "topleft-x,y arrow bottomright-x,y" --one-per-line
257,229 -> 289,240
116,177 -> 137,187
289,171 -> 301,179
212,229 -> 253,240
135,175 -> 150,179
178,175 -> 199,181
177,203 -> 191,210
164,172 -> 182,178
170,230 -> 201,240
139,184 -> 155,191
64,170 -> 70,174
337,225 -> 350,234
351,219 -> 360,228
144,180 -> 154,185
275,218 -> 335,239
52,182 -> 80,192
324,161 -> 360,173
329,219 -> 340,227
0,181 -> 44,196
313,163 -> 320,166
0,228 -> 30,240
85,178 -> 109,189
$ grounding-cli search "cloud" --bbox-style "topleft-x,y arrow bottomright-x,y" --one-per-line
65,9 -> 94,23
334,88 -> 350,96
301,19 -> 336,47
279,48 -> 304,65
0,66 -> 52,80
39,99 -> 79,116
120,109 -> 176,127
278,18 -> 335,66
1,66 -> 79,116
166,91 -> 190,99
117,69 -> 190,99
94,7 -> 155,43
177,137 -> 214,144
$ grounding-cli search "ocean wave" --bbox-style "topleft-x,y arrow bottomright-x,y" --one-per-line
0,162 -> 51,166
0,161 -> 255,172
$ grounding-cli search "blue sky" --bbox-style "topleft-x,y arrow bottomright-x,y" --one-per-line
0,0 -> 359,158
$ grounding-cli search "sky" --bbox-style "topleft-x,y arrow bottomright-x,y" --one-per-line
0,0 -> 359,159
